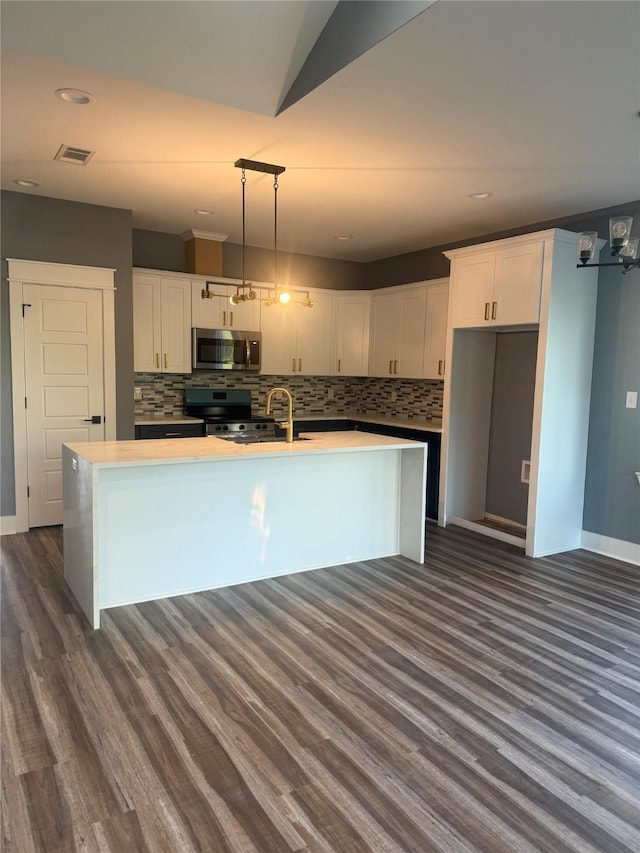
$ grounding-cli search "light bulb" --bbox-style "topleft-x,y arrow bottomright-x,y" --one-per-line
609,216 -> 633,253
577,232 -> 597,264
620,238 -> 639,259
278,291 -> 291,304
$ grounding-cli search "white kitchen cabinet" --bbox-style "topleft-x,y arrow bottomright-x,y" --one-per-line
422,282 -> 449,379
260,289 -> 334,376
449,240 -> 543,328
369,285 -> 428,378
335,292 -> 370,376
191,279 -> 260,332
440,228 -> 600,558
133,274 -> 191,373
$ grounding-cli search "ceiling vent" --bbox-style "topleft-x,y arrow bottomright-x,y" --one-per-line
54,144 -> 94,166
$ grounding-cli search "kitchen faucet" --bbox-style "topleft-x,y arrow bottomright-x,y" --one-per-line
265,387 -> 294,443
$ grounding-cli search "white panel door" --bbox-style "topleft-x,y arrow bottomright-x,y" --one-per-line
450,252 -> 495,328
296,291 -> 334,375
423,283 -> 449,379
160,278 -> 191,372
335,293 -> 370,376
397,289 -> 427,378
24,284 -> 105,527
493,242 -> 544,325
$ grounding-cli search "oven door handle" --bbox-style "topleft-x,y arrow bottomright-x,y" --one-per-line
245,338 -> 251,367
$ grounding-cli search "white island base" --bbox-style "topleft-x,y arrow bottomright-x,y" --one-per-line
62,431 -> 427,628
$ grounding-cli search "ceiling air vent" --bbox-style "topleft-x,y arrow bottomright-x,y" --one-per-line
54,144 -> 94,166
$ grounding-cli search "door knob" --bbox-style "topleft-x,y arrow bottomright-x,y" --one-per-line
84,415 -> 102,424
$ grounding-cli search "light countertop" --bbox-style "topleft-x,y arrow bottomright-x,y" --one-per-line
64,430 -> 427,468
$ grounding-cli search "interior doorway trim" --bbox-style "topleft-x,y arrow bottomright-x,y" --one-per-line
8,259 -> 116,533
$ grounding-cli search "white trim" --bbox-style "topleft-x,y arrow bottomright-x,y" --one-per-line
8,259 -> 117,532
443,228 -> 603,261
581,531 -> 640,566
6,259 -> 115,287
447,516 -> 526,548
180,229 -> 229,242
0,516 -> 18,536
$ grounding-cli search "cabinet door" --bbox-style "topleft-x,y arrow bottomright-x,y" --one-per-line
335,293 -> 370,376
296,291 -> 334,376
369,293 -> 400,376
191,280 -> 223,328
450,252 -> 495,328
493,242 -> 543,325
226,289 -> 261,332
422,283 -> 449,379
260,303 -> 296,375
133,274 -> 162,372
397,289 -> 427,378
160,278 -> 191,373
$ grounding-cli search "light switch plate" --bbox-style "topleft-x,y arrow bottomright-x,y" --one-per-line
134,386 -> 143,401
626,391 -> 637,409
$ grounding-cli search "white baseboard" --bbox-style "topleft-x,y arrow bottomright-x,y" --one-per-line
0,515 -> 17,536
448,516 -> 526,548
581,531 -> 640,566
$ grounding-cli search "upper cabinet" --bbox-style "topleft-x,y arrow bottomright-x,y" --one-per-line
133,274 -> 191,373
335,292 -> 370,376
422,282 -> 449,379
447,239 -> 543,328
369,281 -> 449,379
260,289 -> 334,376
191,279 -> 260,332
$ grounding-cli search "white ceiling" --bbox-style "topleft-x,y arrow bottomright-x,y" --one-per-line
2,1 -> 639,263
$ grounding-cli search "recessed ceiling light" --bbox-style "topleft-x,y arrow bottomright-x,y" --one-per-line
13,179 -> 40,188
55,88 -> 95,105
194,209 -> 214,215
469,192 -> 493,200
334,234 -> 354,241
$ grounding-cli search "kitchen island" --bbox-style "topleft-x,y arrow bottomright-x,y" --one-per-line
62,431 -> 427,628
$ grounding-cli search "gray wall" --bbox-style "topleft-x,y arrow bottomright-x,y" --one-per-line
132,229 -> 366,290
485,332 -> 538,526
1,191 -> 134,517
583,264 -> 640,544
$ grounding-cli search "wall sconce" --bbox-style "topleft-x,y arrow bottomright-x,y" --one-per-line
578,216 -> 639,274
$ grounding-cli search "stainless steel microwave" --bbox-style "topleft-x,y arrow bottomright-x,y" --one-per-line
192,328 -> 261,372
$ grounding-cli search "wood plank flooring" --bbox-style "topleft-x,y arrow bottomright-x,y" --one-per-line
2,523 -> 639,852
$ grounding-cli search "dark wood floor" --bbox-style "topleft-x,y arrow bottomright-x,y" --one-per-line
2,524 -> 639,852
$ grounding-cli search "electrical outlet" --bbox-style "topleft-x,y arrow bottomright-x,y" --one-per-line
134,386 -> 143,401
625,390 -> 637,409
390,390 -> 397,403
327,387 -> 335,401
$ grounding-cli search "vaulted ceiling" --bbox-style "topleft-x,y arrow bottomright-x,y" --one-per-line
2,1 -> 639,261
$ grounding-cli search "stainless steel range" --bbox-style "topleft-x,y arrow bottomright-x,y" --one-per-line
184,388 -> 276,442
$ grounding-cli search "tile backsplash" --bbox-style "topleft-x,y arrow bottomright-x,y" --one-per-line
134,372 -> 444,420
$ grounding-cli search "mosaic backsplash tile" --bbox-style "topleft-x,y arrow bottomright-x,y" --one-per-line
134,372 -> 444,421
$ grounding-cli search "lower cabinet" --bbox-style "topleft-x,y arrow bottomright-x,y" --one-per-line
135,423 -> 204,440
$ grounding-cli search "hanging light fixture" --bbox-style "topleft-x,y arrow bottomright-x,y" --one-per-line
234,157 -> 291,305
577,215 -> 640,274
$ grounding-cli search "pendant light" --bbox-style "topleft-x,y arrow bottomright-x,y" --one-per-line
577,215 -> 639,274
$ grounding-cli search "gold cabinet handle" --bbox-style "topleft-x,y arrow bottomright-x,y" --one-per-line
484,302 -> 490,321
292,357 -> 296,372
298,358 -> 302,372
230,311 -> 233,327
492,301 -> 497,320
394,360 -> 398,374
337,358 -> 341,373
222,310 -> 226,326
438,359 -> 443,375
389,360 -> 393,374
164,353 -> 168,369
155,352 -> 160,368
